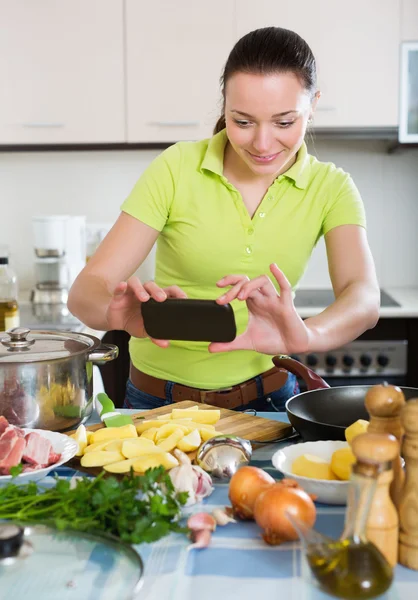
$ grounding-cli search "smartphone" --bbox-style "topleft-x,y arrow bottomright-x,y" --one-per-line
141,298 -> 237,342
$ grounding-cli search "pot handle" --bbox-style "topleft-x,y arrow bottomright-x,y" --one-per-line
88,343 -> 119,365
272,355 -> 330,391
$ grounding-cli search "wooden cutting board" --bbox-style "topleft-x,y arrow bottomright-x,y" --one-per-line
66,401 -> 293,475
70,400 -> 293,442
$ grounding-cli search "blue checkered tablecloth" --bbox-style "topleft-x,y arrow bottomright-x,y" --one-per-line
22,411 -> 418,599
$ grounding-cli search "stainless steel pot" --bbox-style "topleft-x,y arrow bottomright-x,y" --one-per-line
0,327 -> 119,432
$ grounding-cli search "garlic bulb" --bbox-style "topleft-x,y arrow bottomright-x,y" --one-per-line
169,449 -> 214,506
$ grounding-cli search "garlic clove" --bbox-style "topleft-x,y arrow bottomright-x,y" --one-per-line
173,448 -> 192,466
212,508 -> 236,526
187,512 -> 217,532
189,528 -> 212,549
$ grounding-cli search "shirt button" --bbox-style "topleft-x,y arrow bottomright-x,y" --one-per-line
259,212 -> 266,218
248,227 -> 254,235
267,196 -> 273,201
246,246 -> 252,254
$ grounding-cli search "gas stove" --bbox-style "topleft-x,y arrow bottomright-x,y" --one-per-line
292,288 -> 407,387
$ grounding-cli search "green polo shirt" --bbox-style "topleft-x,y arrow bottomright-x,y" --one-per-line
121,129 -> 366,389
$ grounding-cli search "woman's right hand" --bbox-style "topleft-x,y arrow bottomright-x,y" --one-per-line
105,276 -> 187,347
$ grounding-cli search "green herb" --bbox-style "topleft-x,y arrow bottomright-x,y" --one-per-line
9,463 -> 23,478
0,467 -> 189,544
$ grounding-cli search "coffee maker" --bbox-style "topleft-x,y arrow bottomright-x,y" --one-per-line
30,215 -> 86,321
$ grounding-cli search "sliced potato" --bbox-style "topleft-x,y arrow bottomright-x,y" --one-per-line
104,439 -> 124,453
73,424 -> 88,456
104,458 -> 138,473
80,450 -> 124,468
122,438 -> 156,459
155,423 -> 190,442
83,439 -> 120,454
140,427 -> 159,442
91,424 -> 137,444
87,431 -> 95,444
136,419 -> 172,434
170,409 -> 220,424
133,452 -> 178,472
176,429 -> 201,452
200,428 -> 220,442
156,429 -> 184,452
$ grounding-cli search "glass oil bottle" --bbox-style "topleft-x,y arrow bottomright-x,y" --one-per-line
289,433 -> 394,600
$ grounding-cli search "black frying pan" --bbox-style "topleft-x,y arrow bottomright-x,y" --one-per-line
272,356 -> 418,441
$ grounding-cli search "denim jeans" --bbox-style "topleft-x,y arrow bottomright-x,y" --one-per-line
124,372 -> 299,412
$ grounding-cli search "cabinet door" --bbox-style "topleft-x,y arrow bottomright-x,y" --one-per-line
236,0 -> 400,128
401,0 -> 418,40
0,0 -> 125,144
126,0 -> 235,142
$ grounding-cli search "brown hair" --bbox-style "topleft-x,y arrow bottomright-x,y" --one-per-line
213,27 -> 317,135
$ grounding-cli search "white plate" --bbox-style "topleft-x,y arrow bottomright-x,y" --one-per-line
272,440 -> 350,505
0,428 -> 78,486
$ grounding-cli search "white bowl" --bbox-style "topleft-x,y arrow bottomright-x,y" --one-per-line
272,441 -> 350,505
0,429 -> 78,486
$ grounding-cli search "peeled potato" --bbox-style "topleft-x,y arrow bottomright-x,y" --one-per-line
133,452 -> 178,472
156,429 -> 184,452
176,429 -> 201,452
81,450 -> 124,468
345,419 -> 369,445
331,447 -> 356,480
292,453 -> 336,480
170,409 -> 220,424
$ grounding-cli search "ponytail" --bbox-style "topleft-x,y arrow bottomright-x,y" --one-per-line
213,114 -> 226,135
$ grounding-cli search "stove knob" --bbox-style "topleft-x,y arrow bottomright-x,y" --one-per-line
360,354 -> 372,368
377,354 -> 389,367
326,355 -> 337,368
343,354 -> 354,367
306,354 -> 318,367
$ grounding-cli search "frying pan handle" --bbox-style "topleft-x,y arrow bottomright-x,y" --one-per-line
272,355 -> 330,390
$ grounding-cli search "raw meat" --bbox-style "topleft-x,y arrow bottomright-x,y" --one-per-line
0,415 -> 61,475
23,432 -> 52,466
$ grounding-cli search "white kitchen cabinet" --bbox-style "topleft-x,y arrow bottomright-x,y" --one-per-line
0,0 -> 125,144
401,0 -> 418,40
125,0 -> 235,142
236,0 -> 400,128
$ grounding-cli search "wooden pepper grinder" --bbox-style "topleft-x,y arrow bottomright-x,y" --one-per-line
365,382 -> 406,509
351,432 -> 399,567
399,399 -> 418,570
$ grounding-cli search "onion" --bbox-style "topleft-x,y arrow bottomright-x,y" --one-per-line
228,466 -> 275,520
253,480 -> 316,545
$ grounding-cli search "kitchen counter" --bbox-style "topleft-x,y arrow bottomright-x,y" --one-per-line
296,287 -> 418,319
19,288 -> 418,333
38,410 -> 418,600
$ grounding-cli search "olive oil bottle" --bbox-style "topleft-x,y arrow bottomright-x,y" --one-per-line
0,253 -> 20,332
289,433 -> 395,600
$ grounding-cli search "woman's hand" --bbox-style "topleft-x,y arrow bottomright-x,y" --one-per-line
209,264 -> 312,355
106,276 -> 187,348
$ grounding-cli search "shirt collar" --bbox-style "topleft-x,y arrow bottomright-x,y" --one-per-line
280,142 -> 311,190
200,130 -> 311,189
200,129 -> 228,176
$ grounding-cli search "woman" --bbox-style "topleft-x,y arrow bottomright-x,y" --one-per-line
68,27 -> 380,412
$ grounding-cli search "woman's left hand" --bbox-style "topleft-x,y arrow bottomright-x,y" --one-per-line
209,263 -> 312,355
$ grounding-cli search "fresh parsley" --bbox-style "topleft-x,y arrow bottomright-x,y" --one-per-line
0,467 -> 189,544
9,463 -> 23,478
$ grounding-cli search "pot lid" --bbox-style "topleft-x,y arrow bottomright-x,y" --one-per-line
0,524 -> 143,599
0,328 -> 98,363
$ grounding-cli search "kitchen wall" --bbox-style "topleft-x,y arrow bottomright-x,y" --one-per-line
1,139 -> 418,293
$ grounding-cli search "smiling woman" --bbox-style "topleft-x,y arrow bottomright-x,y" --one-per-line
67,26 -> 380,413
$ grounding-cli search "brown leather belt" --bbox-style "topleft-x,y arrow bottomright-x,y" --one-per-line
129,363 -> 288,410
